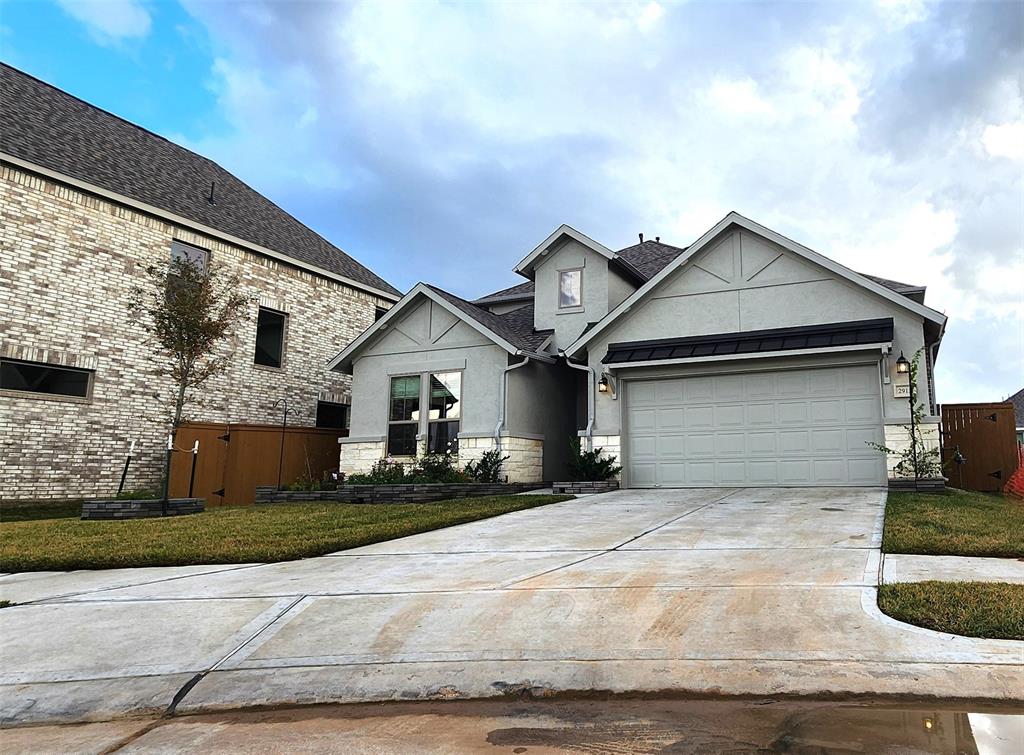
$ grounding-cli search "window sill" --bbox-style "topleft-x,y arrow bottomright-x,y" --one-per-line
557,306 -> 585,315
253,362 -> 285,373
0,389 -> 92,404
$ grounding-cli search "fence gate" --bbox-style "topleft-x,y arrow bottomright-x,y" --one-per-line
940,403 -> 1019,492
169,422 -> 347,505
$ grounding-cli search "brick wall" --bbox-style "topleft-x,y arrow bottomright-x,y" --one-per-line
0,165 -> 392,500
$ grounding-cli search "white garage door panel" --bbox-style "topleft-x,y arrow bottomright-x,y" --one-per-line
626,364 -> 885,487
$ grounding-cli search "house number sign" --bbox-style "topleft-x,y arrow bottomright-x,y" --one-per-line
893,383 -> 910,398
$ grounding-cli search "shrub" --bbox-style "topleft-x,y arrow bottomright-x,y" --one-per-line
464,448 -> 510,483
567,438 -> 622,481
413,453 -> 470,483
348,458 -> 408,485
287,471 -> 341,492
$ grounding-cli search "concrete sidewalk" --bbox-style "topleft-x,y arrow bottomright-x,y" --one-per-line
883,554 -> 1024,584
2,487 -> 1021,726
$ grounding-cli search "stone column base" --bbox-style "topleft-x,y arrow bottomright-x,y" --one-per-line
883,422 -> 940,479
591,434 -> 623,481
338,439 -> 385,476
459,435 -> 544,483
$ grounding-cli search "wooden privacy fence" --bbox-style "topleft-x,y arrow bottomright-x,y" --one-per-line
940,403 -> 1019,492
168,422 -> 347,506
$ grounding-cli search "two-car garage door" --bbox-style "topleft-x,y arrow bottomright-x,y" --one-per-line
625,364 -> 886,487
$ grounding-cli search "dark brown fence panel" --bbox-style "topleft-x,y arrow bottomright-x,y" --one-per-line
168,423 -> 229,504
940,403 -> 1019,492
223,425 -> 346,506
169,422 -> 347,506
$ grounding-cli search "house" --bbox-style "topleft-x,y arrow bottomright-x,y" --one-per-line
330,215 -> 946,487
1008,388 -> 1024,445
0,64 -> 400,501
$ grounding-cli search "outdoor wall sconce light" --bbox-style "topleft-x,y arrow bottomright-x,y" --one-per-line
598,372 -> 617,398
895,351 -> 910,374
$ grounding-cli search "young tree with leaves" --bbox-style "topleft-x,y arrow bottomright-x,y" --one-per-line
129,255 -> 252,496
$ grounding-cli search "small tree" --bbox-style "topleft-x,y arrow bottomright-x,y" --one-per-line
867,348 -> 942,478
129,256 -> 252,493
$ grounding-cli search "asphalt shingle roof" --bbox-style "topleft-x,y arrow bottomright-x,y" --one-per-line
0,63 -> 399,297
425,286 -> 551,353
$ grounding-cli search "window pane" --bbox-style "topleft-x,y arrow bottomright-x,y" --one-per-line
387,423 -> 417,456
374,307 -> 389,321
559,270 -> 581,307
316,401 -> 348,429
1,359 -> 91,398
170,240 -> 209,273
254,307 -> 286,367
427,420 -> 459,455
429,372 -> 461,420
389,375 -> 421,421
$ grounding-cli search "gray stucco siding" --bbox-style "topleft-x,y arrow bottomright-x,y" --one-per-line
506,360 -> 578,479
585,229 -> 931,435
346,297 -> 510,440
533,239 -> 617,351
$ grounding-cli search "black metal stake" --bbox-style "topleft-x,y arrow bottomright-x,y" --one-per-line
274,398 -> 289,491
188,441 -> 199,498
117,440 -> 135,496
161,433 -> 172,517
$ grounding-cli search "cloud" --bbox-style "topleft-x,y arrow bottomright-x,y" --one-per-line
177,0 -> 1023,402
56,0 -> 151,44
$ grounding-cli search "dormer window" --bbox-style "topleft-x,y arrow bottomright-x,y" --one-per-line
558,269 -> 582,308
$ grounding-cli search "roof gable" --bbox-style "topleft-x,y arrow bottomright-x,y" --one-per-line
565,212 -> 946,357
328,284 -> 553,372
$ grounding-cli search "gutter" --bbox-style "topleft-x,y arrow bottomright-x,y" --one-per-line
494,356 -> 532,450
563,356 -> 595,451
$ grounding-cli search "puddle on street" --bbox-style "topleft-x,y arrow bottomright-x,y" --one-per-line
43,697 -> 1019,754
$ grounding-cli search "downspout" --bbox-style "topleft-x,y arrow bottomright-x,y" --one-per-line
564,356 -> 595,451
494,356 -> 531,451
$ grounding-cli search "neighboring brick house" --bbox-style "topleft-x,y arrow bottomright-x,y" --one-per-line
0,64 -> 401,501
1008,387 -> 1024,445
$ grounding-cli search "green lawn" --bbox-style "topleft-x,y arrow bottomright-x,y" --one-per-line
0,501 -> 83,522
0,495 -> 572,572
882,488 -> 1024,558
878,581 -> 1024,640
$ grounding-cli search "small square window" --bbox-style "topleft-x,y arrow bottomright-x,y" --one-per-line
170,240 -> 210,273
558,269 -> 582,308
1,358 -> 92,399
316,401 -> 349,429
374,306 -> 389,322
254,307 -> 287,368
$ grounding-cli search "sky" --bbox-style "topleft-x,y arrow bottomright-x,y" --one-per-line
2,0 -> 1022,403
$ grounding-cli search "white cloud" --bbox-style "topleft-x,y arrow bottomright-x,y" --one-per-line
177,0 -> 1023,402
56,0 -> 151,44
982,121 -> 1024,160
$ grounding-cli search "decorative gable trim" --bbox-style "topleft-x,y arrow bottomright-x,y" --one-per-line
564,212 -> 946,357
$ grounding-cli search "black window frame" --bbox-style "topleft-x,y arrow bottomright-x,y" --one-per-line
374,306 -> 389,322
426,370 -> 462,455
387,374 -> 421,456
315,400 -> 350,430
0,358 -> 94,401
170,239 -> 210,274
253,306 -> 288,369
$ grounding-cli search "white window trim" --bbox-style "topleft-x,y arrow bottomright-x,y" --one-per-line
558,267 -> 584,309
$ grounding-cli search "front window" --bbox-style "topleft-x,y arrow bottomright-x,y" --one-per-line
427,371 -> 461,454
388,375 -> 421,456
558,269 -> 582,308
254,307 -> 287,368
1,358 -> 92,399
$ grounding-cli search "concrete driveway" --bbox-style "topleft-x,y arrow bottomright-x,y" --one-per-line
2,488 -> 1021,725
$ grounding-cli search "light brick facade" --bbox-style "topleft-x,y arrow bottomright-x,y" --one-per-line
0,165 -> 392,500
456,435 -> 544,483
337,439 -> 386,476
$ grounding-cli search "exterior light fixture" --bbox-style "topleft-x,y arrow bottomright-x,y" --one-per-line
598,375 -> 609,393
895,351 -> 910,374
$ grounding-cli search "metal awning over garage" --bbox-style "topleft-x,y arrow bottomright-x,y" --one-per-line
603,318 -> 894,366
